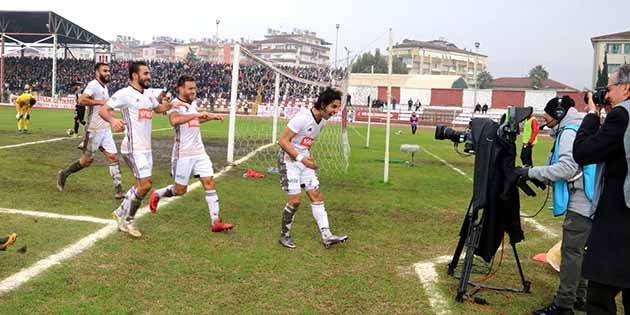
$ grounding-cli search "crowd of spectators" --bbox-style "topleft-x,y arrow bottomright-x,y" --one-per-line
3,57 -> 345,103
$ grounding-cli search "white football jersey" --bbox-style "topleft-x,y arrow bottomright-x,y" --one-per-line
107,86 -> 160,153
284,108 -> 326,160
83,79 -> 110,132
168,99 -> 206,158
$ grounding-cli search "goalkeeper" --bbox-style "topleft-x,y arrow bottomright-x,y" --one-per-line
15,85 -> 36,134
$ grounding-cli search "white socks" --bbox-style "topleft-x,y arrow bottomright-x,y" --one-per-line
205,190 -> 220,224
109,162 -> 122,187
155,185 -> 175,198
311,202 -> 332,238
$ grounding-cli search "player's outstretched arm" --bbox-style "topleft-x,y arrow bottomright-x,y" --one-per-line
153,95 -> 173,114
99,104 -> 124,132
198,112 -> 223,123
78,94 -> 105,107
168,112 -> 204,127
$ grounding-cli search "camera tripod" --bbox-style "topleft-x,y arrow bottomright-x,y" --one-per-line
447,198 -> 531,303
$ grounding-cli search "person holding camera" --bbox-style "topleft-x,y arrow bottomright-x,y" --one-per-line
518,95 -> 592,315
573,64 -> 630,315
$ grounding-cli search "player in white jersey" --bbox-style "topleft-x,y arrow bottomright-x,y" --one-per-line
99,61 -> 173,237
277,87 -> 349,249
148,76 -> 234,232
56,63 -> 124,199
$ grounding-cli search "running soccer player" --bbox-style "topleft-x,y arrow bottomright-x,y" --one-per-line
149,76 -> 234,232
15,85 -> 36,134
57,63 -> 125,200
410,112 -> 419,135
277,87 -> 349,249
99,61 -> 173,237
71,81 -> 86,137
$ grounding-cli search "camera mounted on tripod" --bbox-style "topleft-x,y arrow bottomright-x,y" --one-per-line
434,106 -> 546,303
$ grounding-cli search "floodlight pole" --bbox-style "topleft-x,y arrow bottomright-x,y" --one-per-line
366,65 -> 374,148
272,72 -> 280,143
52,34 -> 57,97
226,43 -> 240,164
384,28 -> 393,183
1,33 -> 4,103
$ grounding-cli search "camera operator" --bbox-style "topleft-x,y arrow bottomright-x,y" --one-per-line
517,96 -> 592,315
573,64 -> 630,315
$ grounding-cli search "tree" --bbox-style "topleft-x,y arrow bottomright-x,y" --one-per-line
185,47 -> 199,64
528,65 -> 549,90
476,70 -> 493,89
351,49 -> 409,74
596,52 -> 609,88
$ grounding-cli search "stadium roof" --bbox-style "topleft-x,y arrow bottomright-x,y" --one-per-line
0,11 -> 109,46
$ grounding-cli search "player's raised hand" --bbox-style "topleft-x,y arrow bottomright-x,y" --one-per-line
302,156 -> 318,170
111,118 -> 125,132
210,113 -> 224,121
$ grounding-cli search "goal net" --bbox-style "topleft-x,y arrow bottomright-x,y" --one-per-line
207,45 -> 350,175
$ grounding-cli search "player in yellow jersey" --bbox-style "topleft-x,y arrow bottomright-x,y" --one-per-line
0,233 -> 17,251
15,85 -> 37,134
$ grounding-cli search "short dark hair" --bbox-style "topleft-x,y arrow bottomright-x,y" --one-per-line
177,75 -> 196,88
128,61 -> 148,79
314,87 -> 342,109
94,63 -> 109,71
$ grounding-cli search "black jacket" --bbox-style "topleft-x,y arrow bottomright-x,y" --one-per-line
573,107 -> 630,288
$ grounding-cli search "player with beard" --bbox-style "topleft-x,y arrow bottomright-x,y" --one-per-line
149,76 -> 234,232
277,87 -> 349,249
57,63 -> 125,199
99,61 -> 173,237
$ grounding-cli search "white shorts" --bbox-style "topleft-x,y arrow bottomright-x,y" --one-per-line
124,151 -> 153,179
83,129 -> 117,155
278,151 -> 320,195
172,154 -> 214,185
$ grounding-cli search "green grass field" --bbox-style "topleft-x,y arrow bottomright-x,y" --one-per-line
0,106 -> 601,314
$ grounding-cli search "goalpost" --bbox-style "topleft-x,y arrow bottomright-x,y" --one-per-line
221,44 -> 350,175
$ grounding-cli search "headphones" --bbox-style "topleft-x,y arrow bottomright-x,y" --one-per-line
552,96 -> 567,121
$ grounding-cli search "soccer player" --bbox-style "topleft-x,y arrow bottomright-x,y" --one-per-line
99,61 -> 172,237
71,81 -> 86,137
410,112 -> 419,135
56,63 -> 125,200
15,85 -> 36,134
149,76 -> 234,232
0,233 -> 17,251
277,87 -> 349,249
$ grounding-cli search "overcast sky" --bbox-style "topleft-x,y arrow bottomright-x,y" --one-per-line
3,0 -> 630,89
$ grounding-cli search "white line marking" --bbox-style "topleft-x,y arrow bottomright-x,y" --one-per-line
350,125 -> 366,141
0,137 -> 68,150
421,147 -> 471,180
522,217 -> 559,238
0,128 -> 172,150
0,142 -> 272,295
0,208 -> 113,225
413,255 -> 453,315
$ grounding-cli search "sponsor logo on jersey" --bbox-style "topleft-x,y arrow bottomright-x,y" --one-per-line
300,137 -> 314,147
138,108 -> 153,120
188,119 -> 200,128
